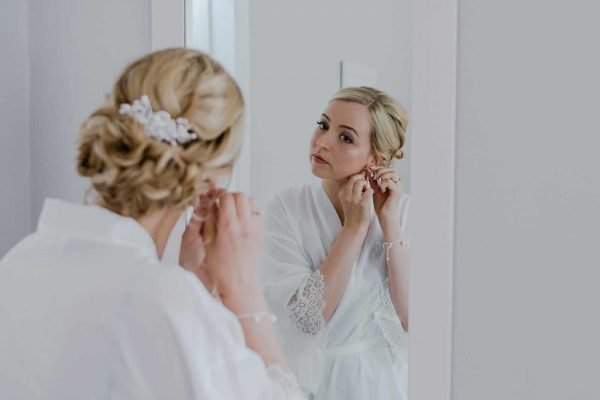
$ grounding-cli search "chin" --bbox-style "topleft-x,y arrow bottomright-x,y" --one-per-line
310,167 -> 346,182
310,166 -> 326,178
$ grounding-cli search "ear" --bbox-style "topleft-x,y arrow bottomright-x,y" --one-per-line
367,152 -> 382,168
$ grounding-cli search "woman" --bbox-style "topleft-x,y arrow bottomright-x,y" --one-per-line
261,87 -> 409,400
0,49 -> 303,399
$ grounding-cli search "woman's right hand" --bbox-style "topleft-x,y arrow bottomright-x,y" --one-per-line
201,193 -> 294,378
339,172 -> 373,231
201,192 -> 266,305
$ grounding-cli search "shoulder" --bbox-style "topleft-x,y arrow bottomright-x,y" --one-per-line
268,184 -> 314,209
265,183 -> 315,220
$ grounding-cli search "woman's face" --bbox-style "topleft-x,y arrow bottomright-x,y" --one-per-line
309,100 -> 376,181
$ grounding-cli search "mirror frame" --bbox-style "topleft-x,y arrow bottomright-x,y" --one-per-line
150,1 -> 457,399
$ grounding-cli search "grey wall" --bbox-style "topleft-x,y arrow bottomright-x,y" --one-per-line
28,0 -> 151,224
248,0 -> 411,208
453,1 -> 600,399
0,0 -> 31,256
1,0 -> 151,257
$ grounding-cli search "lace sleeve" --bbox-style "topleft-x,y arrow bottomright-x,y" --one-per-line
266,364 -> 306,399
286,270 -> 326,335
373,279 -> 408,361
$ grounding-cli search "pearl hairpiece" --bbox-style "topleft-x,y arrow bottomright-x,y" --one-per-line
119,95 -> 198,146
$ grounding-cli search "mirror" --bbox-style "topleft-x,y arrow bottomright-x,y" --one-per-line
185,1 -> 412,398
0,0 -> 457,399
185,0 -> 411,208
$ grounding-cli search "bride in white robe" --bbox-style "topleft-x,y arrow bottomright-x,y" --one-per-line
261,87 -> 410,399
0,199 -> 302,399
0,48 -> 303,400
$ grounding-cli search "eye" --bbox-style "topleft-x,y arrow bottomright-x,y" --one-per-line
339,133 -> 353,144
316,120 -> 329,131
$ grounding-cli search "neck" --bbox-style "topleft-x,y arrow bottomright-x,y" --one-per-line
322,178 -> 346,223
136,206 -> 182,260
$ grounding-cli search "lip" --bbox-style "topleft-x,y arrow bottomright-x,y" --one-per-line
311,154 -> 329,165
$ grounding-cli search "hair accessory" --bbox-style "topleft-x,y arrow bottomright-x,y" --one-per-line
383,239 -> 407,262
236,311 -> 278,323
119,95 -> 198,146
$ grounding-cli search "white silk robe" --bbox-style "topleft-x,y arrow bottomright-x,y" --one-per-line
261,182 -> 409,400
0,199 -> 304,400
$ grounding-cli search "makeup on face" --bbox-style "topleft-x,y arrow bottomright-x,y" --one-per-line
317,113 -> 359,145
310,101 -> 375,181
311,154 -> 329,165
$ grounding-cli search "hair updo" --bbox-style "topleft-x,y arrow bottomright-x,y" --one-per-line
77,48 -> 244,218
330,87 -> 408,167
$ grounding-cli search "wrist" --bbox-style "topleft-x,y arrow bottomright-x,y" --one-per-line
219,282 -> 267,314
377,209 -> 398,224
341,223 -> 369,238
381,223 -> 404,242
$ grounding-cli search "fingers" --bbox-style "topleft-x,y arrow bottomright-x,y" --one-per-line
366,171 -> 380,192
376,171 -> 397,183
379,179 -> 392,193
346,173 -> 366,187
367,166 -> 402,193
343,174 -> 366,195
201,202 -> 217,245
352,176 -> 369,202
379,177 -> 404,194
371,167 -> 395,180
350,172 -> 373,204
187,207 -> 203,232
234,192 -> 251,224
248,197 -> 262,223
218,193 -> 239,230
214,192 -> 262,237
360,183 -> 374,205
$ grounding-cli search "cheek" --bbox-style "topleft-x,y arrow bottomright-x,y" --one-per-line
335,146 -> 370,174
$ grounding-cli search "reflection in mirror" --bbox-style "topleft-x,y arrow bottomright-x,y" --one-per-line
186,1 -> 411,399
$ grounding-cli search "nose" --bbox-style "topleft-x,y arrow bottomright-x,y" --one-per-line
314,130 -> 333,150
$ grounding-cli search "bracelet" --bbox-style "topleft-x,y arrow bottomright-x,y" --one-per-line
382,239 -> 408,262
236,311 -> 278,323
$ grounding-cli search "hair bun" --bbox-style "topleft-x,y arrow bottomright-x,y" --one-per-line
77,106 -> 146,176
394,147 -> 404,160
76,48 -> 244,218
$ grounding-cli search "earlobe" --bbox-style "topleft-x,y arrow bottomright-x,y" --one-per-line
366,155 -> 381,169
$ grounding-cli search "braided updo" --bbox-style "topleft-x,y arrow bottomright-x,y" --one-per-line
77,48 -> 244,218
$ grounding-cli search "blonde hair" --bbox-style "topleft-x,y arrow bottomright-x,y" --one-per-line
77,48 -> 244,218
331,87 -> 408,167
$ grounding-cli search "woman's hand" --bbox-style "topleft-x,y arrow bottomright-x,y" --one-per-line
368,165 -> 404,228
200,192 -> 265,303
179,192 -> 220,293
339,173 -> 373,231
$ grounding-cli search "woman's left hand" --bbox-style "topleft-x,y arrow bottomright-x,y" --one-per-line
179,192 -> 220,293
368,165 -> 404,226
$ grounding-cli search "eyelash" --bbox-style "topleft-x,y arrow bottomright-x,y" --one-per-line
316,121 -> 354,144
316,121 -> 328,130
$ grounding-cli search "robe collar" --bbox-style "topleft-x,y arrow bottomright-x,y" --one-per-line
36,199 -> 159,261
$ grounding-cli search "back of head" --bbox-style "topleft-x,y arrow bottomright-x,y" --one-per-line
331,87 -> 408,167
77,48 -> 244,218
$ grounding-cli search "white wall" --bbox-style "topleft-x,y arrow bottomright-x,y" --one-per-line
0,0 -> 31,256
453,1 -> 600,399
28,0 -> 151,225
0,0 -> 151,256
247,0 -> 411,208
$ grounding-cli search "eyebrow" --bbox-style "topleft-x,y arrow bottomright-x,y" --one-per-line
321,113 -> 360,138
